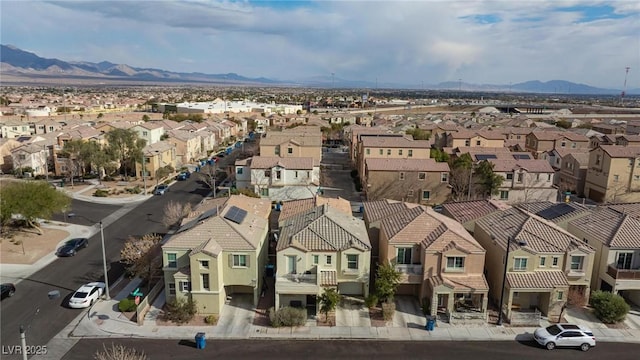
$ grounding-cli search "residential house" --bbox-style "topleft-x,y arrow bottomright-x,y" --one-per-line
278,196 -> 352,223
487,158 -> 557,203
259,126 -> 323,163
161,195 -> 271,315
0,138 -> 22,173
584,145 -> 640,203
235,156 -> 320,201
367,201 -> 489,322
1,120 -> 32,139
475,208 -> 595,324
345,126 -> 397,164
445,130 -> 505,149
525,131 -> 589,159
167,129 -> 203,166
567,206 -> 640,306
135,141 -> 177,185
10,143 -> 48,175
132,122 -> 165,146
275,204 -> 371,311
31,119 -> 62,135
440,199 -> 510,233
558,151 -> 590,196
357,136 -> 432,178
363,158 -> 451,205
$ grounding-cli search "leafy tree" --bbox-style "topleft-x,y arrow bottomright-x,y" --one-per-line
375,262 -> 401,303
82,141 -> 113,183
105,129 -> 146,180
97,113 -> 104,119
141,114 -> 150,121
405,128 -> 431,140
430,148 -> 449,162
475,160 -> 504,198
448,153 -> 473,200
555,119 -> 572,129
590,290 -> 630,323
0,181 -> 72,234
120,233 -> 162,292
62,139 -> 86,186
318,288 -> 341,323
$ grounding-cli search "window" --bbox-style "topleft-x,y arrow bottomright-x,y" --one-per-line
595,155 -> 601,165
513,257 -> 528,271
312,255 -> 319,265
465,140 -> 470,147
168,283 -> 176,295
571,142 -> 576,148
540,257 -> 546,267
398,149 -> 403,155
237,168 -> 243,175
180,281 -> 191,292
294,171 -> 298,178
557,291 -> 563,300
233,254 -> 247,267
408,149 -> 413,157
418,172 -> 426,180
397,248 -> 412,264
202,274 -> 210,290
347,254 -> 358,269
517,173 -> 523,182
570,256 -> 584,271
441,173 -> 448,182
399,172 -> 405,180
275,170 -> 282,180
287,147 -> 293,154
326,255 -> 332,265
547,174 -> 552,181
422,190 -> 430,200
167,253 -> 177,268
387,149 -> 391,155
617,252 -> 633,269
552,256 -> 559,267
143,131 -> 148,136
506,173 -> 513,180
560,141 -> 566,148
476,140 -> 481,146
613,174 -> 619,182
275,146 -> 280,155
379,149 -> 383,155
366,149 -> 370,155
446,257 -> 465,271
500,191 -> 509,200
264,170 -> 271,177
200,260 -> 209,269
408,190 -> 414,197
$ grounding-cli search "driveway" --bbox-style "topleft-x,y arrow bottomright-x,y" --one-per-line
392,296 -> 427,329
320,150 -> 362,202
335,297 -> 371,327
216,294 -> 255,337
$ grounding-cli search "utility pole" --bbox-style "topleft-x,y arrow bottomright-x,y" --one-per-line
621,67 -> 631,106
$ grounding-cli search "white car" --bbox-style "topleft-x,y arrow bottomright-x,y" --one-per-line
534,323 -> 596,351
68,282 -> 105,309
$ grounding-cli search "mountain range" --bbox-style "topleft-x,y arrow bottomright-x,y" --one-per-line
1,44 -> 637,95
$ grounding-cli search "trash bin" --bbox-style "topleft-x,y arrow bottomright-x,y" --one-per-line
195,332 -> 206,349
425,316 -> 435,331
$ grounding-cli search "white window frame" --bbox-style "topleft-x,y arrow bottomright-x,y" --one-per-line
552,256 -> 559,267
168,283 -> 176,295
422,190 -> 430,200
397,247 -> 412,264
513,257 -> 528,271
233,254 -> 248,268
326,255 -> 332,265
570,255 -> 584,271
539,257 -> 546,267
346,254 -> 358,270
179,281 -> 191,292
441,172 -> 448,182
167,253 -> 177,268
312,255 -> 319,265
399,172 -> 405,180
418,172 -> 426,180
202,273 -> 210,291
500,190 -> 509,200
446,256 -> 465,272
200,260 -> 209,269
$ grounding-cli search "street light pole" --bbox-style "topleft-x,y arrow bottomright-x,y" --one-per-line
19,325 -> 27,360
497,236 -> 512,326
100,221 -> 110,300
142,153 -> 147,195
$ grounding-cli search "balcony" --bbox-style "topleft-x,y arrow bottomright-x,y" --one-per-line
395,264 -> 423,284
607,265 -> 640,280
275,273 -> 319,294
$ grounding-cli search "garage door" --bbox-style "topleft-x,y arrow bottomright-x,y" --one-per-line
338,282 -> 363,295
588,188 -> 605,203
396,284 -> 419,296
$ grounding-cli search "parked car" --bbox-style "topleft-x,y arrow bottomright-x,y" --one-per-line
1,283 -> 16,300
534,323 -> 596,351
176,171 -> 190,181
68,282 -> 105,309
56,238 -> 89,257
153,184 -> 170,195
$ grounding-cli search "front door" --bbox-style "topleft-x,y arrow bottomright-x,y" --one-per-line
287,255 -> 297,274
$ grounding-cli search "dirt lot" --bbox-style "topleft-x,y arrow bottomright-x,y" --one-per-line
0,225 -> 69,264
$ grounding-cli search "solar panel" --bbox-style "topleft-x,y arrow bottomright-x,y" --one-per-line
177,218 -> 199,233
224,206 -> 248,224
475,154 -> 497,161
513,154 -> 531,160
197,207 -> 219,222
536,203 -> 576,220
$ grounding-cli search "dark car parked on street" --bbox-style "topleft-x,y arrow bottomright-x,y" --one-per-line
176,171 -> 191,181
1,283 -> 16,299
55,238 -> 89,257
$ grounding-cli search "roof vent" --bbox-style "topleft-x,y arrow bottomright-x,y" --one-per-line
517,239 -> 527,246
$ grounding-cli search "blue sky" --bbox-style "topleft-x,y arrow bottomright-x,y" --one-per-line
1,0 -> 638,89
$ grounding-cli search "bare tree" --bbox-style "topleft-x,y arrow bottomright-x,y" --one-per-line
94,343 -> 147,360
195,164 -> 226,192
162,201 -> 192,229
449,167 -> 472,201
120,233 -> 162,292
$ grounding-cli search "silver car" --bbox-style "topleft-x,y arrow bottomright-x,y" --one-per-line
534,323 -> 596,351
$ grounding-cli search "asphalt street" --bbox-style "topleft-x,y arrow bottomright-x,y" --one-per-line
0,176 -> 211,359
62,339 -> 640,360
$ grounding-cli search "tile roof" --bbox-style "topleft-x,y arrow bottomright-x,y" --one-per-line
320,270 -> 337,286
564,152 -> 590,165
516,201 -> 590,224
279,196 -> 352,222
363,199 -> 422,224
506,271 -> 569,289
360,136 -> 432,148
441,200 -> 508,224
569,207 -> 640,248
249,156 -> 316,170
488,159 -> 554,173
365,158 -> 450,172
449,130 -> 505,140
476,208 -> 594,254
277,205 -> 371,252
260,133 -> 322,146
599,145 -> 640,158
428,274 -> 489,291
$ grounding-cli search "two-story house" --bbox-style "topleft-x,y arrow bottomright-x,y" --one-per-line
475,208 -> 595,324
167,129 -> 203,166
1,120 -> 32,139
10,142 -> 48,176
235,156 -> 320,200
135,141 -> 177,185
259,126 -> 322,163
525,131 -> 589,159
274,204 -> 371,313
445,130 -> 505,149
161,195 -> 271,315
558,151 -> 590,196
363,158 -> 451,205
356,136 -> 432,178
366,200 -> 489,323
487,158 -> 557,203
132,122 -> 165,146
584,145 -> 640,203
568,206 -> 640,306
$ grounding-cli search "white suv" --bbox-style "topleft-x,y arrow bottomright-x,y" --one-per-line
534,323 -> 596,351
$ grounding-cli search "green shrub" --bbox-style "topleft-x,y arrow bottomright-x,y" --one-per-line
364,294 -> 378,309
590,290 -> 630,323
125,186 -> 142,194
205,314 -> 218,324
165,297 -> 197,324
268,306 -> 306,327
93,189 -> 109,197
118,298 -> 137,312
421,298 -> 431,316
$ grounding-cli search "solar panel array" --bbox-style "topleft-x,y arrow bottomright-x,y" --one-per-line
224,206 -> 248,224
536,203 -> 576,220
475,154 -> 497,161
513,154 -> 531,160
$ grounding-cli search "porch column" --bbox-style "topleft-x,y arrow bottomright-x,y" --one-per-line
431,295 -> 438,317
482,294 -> 488,312
275,292 -> 280,309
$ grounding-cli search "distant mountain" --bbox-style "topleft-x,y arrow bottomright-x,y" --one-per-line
1,44 -> 637,94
